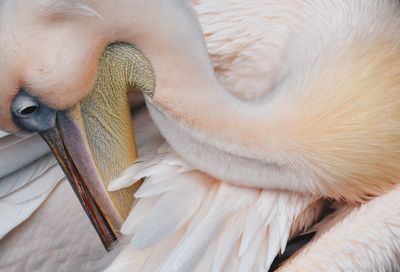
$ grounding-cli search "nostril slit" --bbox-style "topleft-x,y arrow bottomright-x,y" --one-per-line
20,105 -> 38,116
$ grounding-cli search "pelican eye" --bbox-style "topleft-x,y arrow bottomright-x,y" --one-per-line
11,88 -> 56,132
15,99 -> 39,118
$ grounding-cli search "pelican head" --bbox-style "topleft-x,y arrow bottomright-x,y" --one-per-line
1,0 -> 400,248
0,0 -> 159,249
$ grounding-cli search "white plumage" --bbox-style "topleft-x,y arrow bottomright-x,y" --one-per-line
0,134 -> 50,178
0,155 -> 63,239
0,134 -> 63,240
1,0 -> 400,271
107,144 -> 321,271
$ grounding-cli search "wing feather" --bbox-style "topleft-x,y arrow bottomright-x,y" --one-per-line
0,192 -> 50,239
0,157 -> 64,239
0,154 -> 57,198
0,134 -> 49,178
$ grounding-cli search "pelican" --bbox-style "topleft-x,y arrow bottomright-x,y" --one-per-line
1,0 -> 400,271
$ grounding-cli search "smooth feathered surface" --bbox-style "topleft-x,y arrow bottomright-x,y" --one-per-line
0,134 -> 63,239
0,154 -> 63,239
0,133 -> 50,177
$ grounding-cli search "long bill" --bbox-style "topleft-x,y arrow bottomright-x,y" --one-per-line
40,43 -> 155,250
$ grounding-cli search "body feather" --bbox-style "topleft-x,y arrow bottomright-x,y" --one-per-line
108,145 -> 321,271
281,187 -> 400,271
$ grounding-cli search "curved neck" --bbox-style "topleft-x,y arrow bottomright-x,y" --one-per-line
97,1 -> 261,143
107,1 -> 218,88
